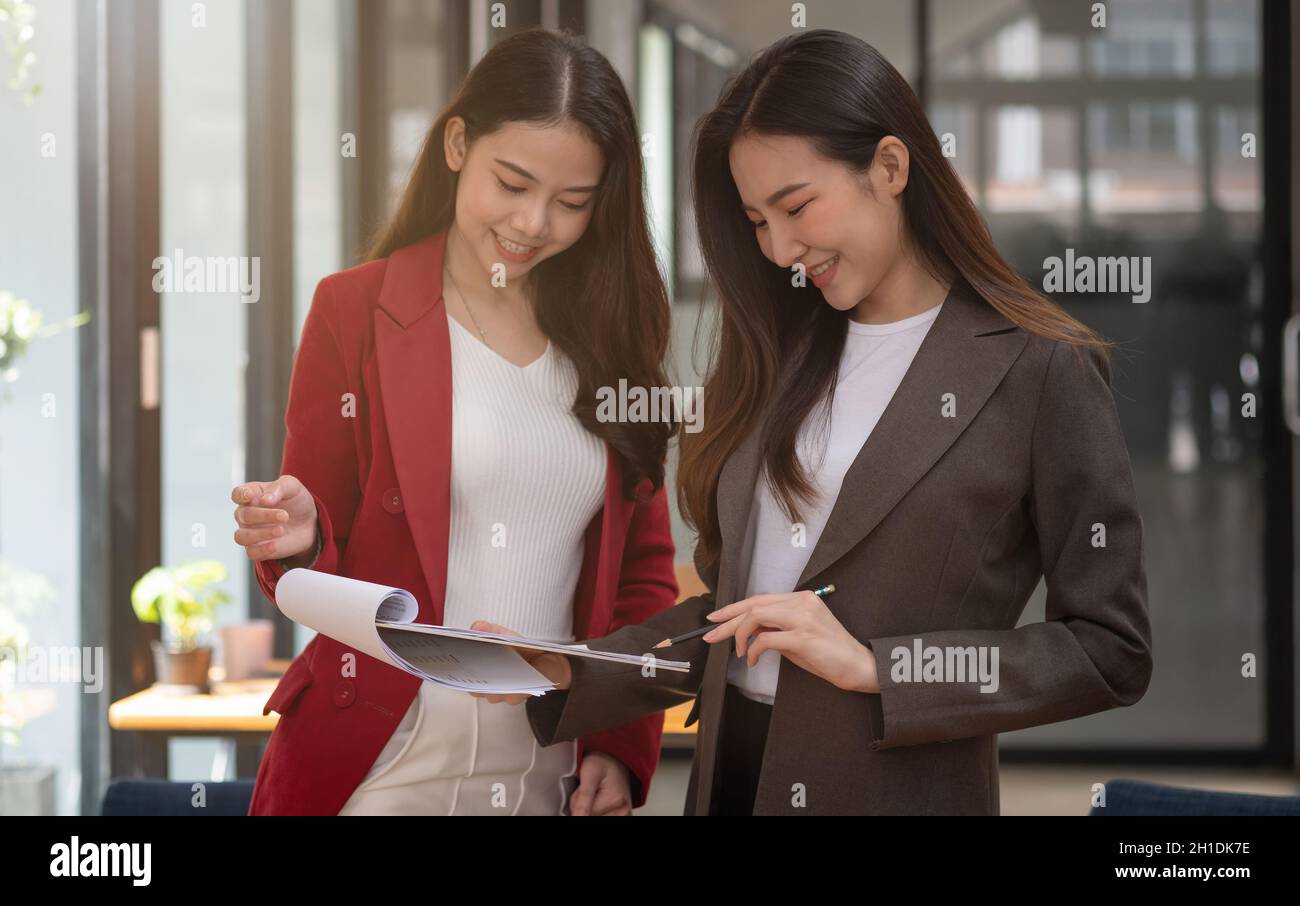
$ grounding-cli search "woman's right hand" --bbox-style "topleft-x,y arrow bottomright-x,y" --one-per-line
468,620 -> 574,703
231,474 -> 319,566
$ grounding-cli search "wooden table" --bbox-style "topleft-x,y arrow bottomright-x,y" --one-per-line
108,659 -> 291,779
662,701 -> 697,748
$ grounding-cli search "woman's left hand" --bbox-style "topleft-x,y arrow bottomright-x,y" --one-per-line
703,592 -> 880,693
569,751 -> 633,816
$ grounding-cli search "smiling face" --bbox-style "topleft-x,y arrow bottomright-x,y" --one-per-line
444,118 -> 604,282
729,132 -> 910,313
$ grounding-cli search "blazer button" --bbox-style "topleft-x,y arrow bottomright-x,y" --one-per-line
381,488 -> 403,514
332,680 -> 356,708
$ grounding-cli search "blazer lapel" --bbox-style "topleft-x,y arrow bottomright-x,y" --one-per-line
375,232 -> 453,624
694,411 -> 763,814
794,280 -> 1028,587
571,448 -> 632,638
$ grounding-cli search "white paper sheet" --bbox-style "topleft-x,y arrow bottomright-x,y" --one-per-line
274,569 -> 689,696
276,569 -> 554,695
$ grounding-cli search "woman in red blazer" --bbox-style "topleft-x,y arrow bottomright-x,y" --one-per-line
230,30 -> 678,815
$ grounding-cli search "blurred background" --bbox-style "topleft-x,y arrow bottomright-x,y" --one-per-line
0,0 -> 1297,815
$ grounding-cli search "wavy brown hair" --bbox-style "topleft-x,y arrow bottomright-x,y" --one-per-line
681,29 -> 1111,559
367,29 -> 673,498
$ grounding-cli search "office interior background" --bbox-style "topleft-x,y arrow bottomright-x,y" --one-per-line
0,0 -> 1297,816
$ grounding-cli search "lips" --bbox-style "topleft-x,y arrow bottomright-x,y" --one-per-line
492,230 -> 539,263
808,255 -> 839,288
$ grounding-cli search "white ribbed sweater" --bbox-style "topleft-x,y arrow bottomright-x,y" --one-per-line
337,307 -> 607,816
441,308 -> 608,638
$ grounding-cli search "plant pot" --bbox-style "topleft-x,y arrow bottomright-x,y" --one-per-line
220,620 -> 274,681
0,763 -> 57,815
150,641 -> 213,692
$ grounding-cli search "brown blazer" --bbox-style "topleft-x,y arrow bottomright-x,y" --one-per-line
526,279 -> 1153,815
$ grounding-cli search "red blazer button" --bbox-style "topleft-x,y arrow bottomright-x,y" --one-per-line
332,680 -> 356,708
381,488 -> 403,514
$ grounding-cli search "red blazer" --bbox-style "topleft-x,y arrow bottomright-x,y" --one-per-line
247,231 -> 678,815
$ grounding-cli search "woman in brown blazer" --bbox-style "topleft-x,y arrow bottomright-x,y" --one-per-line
474,29 -> 1153,815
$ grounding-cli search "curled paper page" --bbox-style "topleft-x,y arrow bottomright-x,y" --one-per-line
275,569 -> 554,696
276,568 -> 417,667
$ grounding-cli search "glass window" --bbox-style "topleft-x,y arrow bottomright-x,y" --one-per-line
0,0 -> 82,815
291,0 -> 345,653
159,0 -> 249,778
930,0 -> 1266,751
294,0 -> 345,340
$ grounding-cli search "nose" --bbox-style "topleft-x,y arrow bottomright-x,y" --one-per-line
509,199 -> 549,244
767,221 -> 808,270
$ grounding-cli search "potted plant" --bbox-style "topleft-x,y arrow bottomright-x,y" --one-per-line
131,560 -> 231,692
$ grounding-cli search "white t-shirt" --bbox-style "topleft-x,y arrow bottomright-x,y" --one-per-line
728,301 -> 944,705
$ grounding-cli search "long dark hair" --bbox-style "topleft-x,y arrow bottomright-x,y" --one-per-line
681,29 -> 1110,558
368,29 -> 672,498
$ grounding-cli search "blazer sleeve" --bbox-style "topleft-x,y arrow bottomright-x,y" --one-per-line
570,482 -> 681,807
862,340 -> 1153,750
253,276 -> 362,606
528,519 -> 718,767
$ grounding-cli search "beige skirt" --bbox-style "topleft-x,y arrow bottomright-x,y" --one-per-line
337,681 -> 579,816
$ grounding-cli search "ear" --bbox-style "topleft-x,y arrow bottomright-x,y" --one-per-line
444,116 -> 468,172
872,136 -> 910,198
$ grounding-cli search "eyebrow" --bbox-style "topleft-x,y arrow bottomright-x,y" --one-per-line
742,182 -> 811,213
493,158 -> 599,193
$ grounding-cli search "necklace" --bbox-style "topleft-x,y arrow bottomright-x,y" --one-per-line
443,264 -> 492,350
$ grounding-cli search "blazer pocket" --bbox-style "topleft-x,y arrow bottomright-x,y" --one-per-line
263,657 -> 315,717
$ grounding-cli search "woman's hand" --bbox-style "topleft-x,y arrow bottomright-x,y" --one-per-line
702,591 -> 880,693
569,751 -> 633,816
231,475 -> 319,566
466,623 -> 628,814
466,620 -> 574,703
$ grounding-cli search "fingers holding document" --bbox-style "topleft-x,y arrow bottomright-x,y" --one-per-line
468,620 -> 574,703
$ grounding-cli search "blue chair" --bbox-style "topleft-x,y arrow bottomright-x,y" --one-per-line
101,778 -> 255,816
1090,778 -> 1300,816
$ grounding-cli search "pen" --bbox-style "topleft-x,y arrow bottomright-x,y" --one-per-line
653,584 -> 836,648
